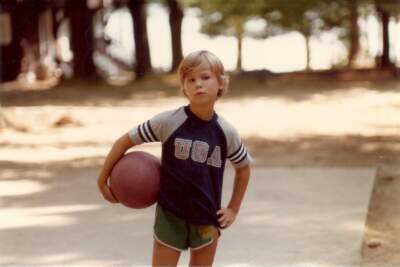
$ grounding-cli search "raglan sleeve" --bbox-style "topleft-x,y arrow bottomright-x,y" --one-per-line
226,127 -> 252,168
127,111 -> 170,145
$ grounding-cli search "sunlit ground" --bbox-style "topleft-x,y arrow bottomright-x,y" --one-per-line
1,85 -> 399,163
0,205 -> 100,229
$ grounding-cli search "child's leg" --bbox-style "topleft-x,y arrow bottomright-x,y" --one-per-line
152,239 -> 181,267
189,229 -> 219,267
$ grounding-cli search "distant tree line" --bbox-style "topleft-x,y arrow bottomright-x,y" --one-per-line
0,0 -> 399,82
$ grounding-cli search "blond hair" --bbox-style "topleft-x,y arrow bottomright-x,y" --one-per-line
178,50 -> 229,97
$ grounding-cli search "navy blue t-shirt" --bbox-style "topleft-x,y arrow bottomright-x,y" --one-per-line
128,105 -> 251,227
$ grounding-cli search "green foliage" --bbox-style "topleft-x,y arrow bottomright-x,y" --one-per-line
375,0 -> 400,14
260,0 -> 352,38
188,0 -> 266,38
153,0 -> 400,39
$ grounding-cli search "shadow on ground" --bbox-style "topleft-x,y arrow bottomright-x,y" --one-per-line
1,71 -> 399,107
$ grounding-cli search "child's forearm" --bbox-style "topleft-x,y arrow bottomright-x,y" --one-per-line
98,134 -> 135,186
227,165 -> 250,214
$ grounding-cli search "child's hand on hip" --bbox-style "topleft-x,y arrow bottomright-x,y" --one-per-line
217,208 -> 237,228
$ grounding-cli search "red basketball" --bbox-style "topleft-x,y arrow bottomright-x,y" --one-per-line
110,151 -> 161,209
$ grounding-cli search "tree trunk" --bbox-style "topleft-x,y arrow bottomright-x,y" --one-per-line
236,35 -> 242,72
17,0 -> 47,79
66,0 -> 97,80
376,3 -> 391,68
128,0 -> 152,78
167,0 -> 183,72
235,23 -> 243,72
348,0 -> 360,68
0,0 -> 22,82
305,34 -> 311,70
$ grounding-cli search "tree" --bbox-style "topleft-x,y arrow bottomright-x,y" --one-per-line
374,0 -> 400,68
65,0 -> 98,79
318,0 -> 400,69
315,0 -> 360,68
191,0 -> 265,72
149,0 -> 183,72
263,0 -> 366,70
348,0 -> 360,67
375,1 -> 390,68
128,0 -> 152,78
0,0 -> 23,82
261,0 -> 322,70
166,0 -> 183,72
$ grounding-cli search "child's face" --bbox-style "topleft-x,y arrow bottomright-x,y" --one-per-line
182,63 -> 222,106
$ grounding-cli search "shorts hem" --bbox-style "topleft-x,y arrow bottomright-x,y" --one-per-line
189,238 -> 214,251
153,233 -> 185,252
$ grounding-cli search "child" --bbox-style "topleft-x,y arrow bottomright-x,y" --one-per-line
97,50 -> 251,266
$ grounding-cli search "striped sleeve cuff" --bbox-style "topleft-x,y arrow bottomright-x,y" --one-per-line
228,144 -> 249,166
137,120 -> 159,143
128,120 -> 159,144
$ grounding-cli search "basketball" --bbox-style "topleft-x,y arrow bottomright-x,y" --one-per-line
110,151 -> 161,209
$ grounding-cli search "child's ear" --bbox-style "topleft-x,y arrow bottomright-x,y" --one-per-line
219,75 -> 227,89
218,76 -> 224,86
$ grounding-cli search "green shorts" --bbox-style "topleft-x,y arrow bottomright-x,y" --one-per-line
153,204 -> 218,251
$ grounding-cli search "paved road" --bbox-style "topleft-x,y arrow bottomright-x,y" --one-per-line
0,165 -> 375,267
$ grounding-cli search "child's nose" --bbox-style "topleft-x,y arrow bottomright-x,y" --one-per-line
195,80 -> 202,87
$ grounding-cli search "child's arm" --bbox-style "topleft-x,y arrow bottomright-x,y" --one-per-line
97,133 -> 135,203
217,165 -> 251,228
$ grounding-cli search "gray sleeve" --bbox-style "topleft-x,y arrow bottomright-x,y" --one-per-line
128,107 -> 187,145
218,117 -> 252,168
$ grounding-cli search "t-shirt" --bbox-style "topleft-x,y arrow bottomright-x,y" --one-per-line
128,105 -> 251,227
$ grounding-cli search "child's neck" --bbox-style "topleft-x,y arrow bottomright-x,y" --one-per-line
189,103 -> 215,121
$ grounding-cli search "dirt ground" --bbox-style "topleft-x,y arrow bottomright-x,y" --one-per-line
1,74 -> 400,265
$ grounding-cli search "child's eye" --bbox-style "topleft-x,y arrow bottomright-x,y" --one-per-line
202,76 -> 210,80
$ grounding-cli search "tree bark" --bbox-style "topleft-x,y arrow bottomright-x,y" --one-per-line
167,0 -> 183,72
348,0 -> 360,68
376,3 -> 391,68
66,0 -> 97,79
235,22 -> 243,72
305,34 -> 311,70
128,0 -> 152,78
0,0 -> 22,82
236,35 -> 242,72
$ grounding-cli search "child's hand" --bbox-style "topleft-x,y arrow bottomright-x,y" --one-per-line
216,208 -> 237,228
98,181 -> 119,204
